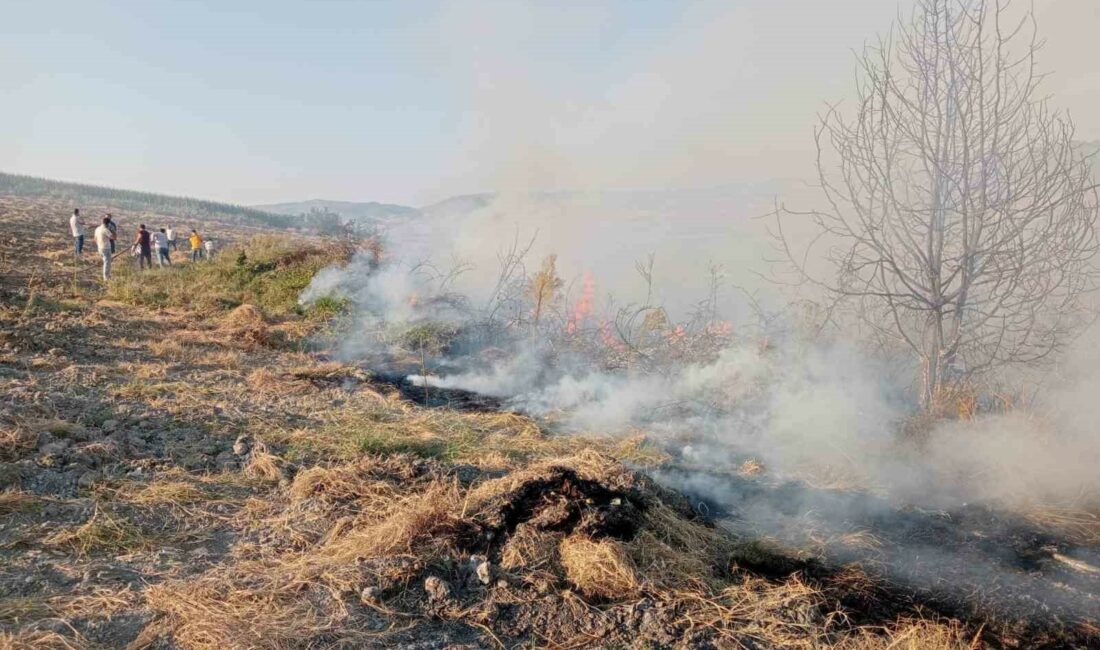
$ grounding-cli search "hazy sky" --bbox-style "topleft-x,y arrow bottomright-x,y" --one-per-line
1,0 -> 1097,206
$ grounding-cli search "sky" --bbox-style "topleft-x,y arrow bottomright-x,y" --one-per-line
1,0 -> 1097,207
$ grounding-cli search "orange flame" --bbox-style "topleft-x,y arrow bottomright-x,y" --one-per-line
566,271 -> 596,335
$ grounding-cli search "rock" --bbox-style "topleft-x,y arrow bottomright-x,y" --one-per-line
359,586 -> 379,604
102,419 -> 120,433
214,451 -> 238,471
475,560 -> 492,585
47,347 -> 63,357
232,434 -> 253,457
424,576 -> 451,602
39,441 -> 69,457
36,431 -> 56,449
76,471 -> 99,489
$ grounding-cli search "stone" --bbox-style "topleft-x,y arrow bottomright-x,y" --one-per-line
475,560 -> 492,585
102,419 -> 120,433
424,576 -> 451,602
359,586 -> 379,604
232,434 -> 253,457
39,442 -> 69,457
76,471 -> 99,489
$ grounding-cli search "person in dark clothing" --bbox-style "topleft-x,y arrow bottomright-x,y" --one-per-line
134,224 -> 153,271
106,214 -> 118,254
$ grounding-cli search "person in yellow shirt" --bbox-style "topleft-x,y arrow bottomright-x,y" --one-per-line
189,230 -> 204,262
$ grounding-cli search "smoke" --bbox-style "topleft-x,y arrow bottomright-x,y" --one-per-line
294,0 -> 1100,628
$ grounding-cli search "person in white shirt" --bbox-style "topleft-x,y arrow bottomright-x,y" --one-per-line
204,238 -> 215,260
166,226 -> 177,251
69,209 -> 85,256
93,217 -> 116,280
154,228 -> 171,266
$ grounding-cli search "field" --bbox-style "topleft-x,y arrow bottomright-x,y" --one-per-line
1,194 -> 1096,649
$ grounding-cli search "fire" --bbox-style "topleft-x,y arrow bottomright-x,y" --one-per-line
599,320 -> 626,352
566,271 -> 596,335
704,320 -> 732,337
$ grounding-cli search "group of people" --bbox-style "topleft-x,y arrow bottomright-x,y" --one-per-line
69,208 -> 216,281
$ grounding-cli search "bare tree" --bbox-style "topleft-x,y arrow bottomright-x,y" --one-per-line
772,0 -> 1098,410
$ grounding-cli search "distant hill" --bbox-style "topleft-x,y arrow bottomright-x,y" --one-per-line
254,199 -> 419,227
0,171 -> 294,229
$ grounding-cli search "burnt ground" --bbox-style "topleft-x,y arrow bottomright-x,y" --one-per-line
656,466 -> 1100,648
2,193 -> 1098,649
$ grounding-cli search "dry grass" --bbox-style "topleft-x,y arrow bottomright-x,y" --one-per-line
287,460 -> 403,509
837,618 -> 974,649
148,338 -> 194,362
0,596 -> 52,625
0,427 -> 36,462
625,500 -> 733,591
1022,501 -> 1100,546
242,440 -> 286,484
145,478 -> 463,649
559,536 -> 640,600
0,489 -> 40,515
220,304 -> 269,348
500,523 -> 562,572
117,479 -> 206,506
44,506 -> 147,556
246,368 -> 312,396
0,629 -> 85,650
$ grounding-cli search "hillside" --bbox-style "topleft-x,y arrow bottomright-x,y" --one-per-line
0,172 -> 294,230
253,199 -> 419,227
1,193 -> 1096,649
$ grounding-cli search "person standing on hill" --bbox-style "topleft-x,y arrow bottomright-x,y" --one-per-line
69,209 -> 85,256
204,237 -> 215,260
189,229 -> 203,262
134,224 -> 153,271
166,226 -> 177,251
93,217 -> 115,280
154,228 -> 171,267
106,214 -> 118,254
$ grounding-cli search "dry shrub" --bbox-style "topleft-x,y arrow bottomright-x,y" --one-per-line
559,535 -> 640,600
220,304 -> 269,348
626,501 -> 731,591
501,523 -> 563,572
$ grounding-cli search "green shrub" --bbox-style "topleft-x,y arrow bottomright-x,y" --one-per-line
106,236 -> 350,318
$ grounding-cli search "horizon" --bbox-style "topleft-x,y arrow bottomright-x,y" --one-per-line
3,0 -> 1098,206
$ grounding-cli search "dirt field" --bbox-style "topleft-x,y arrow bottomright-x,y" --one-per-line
1,195 -> 1096,649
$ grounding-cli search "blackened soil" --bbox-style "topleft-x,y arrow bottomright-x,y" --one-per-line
660,467 -> 1100,649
